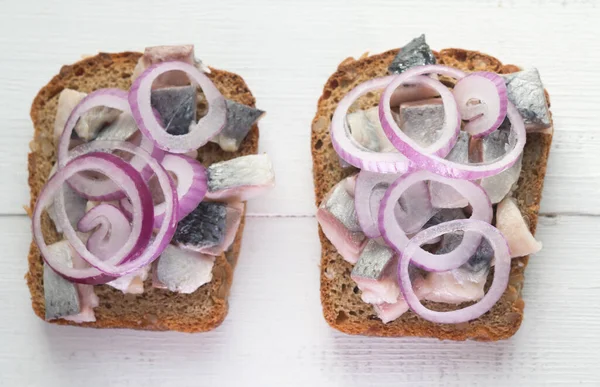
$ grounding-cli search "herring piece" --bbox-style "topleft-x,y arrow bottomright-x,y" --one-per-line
351,240 -> 395,280
74,105 -> 121,141
398,98 -> 444,147
106,265 -> 150,295
53,89 -> 86,142
352,241 -> 399,304
211,99 -> 265,152
95,112 -> 138,141
205,154 -> 275,202
372,276 -> 430,323
156,245 -> 215,294
503,68 -> 551,130
496,197 -> 542,258
150,85 -> 197,136
423,238 -> 493,304
43,241 -> 99,322
46,165 -> 87,233
347,106 -> 396,152
388,34 -> 436,74
199,202 -> 244,256
43,242 -> 80,320
172,202 -> 228,251
316,176 -> 366,264
476,125 -> 523,204
429,133 -> 470,208
132,45 -> 195,89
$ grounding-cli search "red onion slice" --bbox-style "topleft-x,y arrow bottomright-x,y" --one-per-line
64,140 -> 178,276
120,153 -> 207,228
379,65 -> 526,180
330,76 -> 412,173
379,170 -> 492,272
453,72 -> 508,138
398,220 -> 511,323
355,171 -> 434,238
33,153 -> 154,284
128,61 -> 227,153
77,203 -> 132,260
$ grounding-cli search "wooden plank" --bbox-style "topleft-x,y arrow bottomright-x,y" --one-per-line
1,215 -> 599,385
1,0 -> 599,216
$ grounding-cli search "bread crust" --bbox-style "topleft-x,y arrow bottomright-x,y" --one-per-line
311,48 -> 553,340
27,51 -> 259,332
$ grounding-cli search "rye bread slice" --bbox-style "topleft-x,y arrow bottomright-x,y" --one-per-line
311,48 -> 553,341
26,52 -> 259,332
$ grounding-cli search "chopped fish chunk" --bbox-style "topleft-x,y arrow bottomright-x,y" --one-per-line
503,68 -> 551,130
211,99 -> 265,152
172,202 -> 228,251
496,197 -> 542,258
156,245 -> 215,294
150,85 -> 197,135
388,34 -> 436,74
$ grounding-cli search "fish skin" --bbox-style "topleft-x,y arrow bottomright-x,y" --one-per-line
156,245 -> 215,294
398,98 -> 444,147
211,99 -> 265,152
172,202 -> 228,250
496,196 -> 542,258
347,106 -> 396,152
388,34 -> 436,74
429,132 -> 470,208
199,202 -> 244,256
317,176 -> 366,264
205,154 -> 275,202
43,242 -> 81,320
150,85 -> 197,136
351,240 -> 395,280
503,68 -> 551,130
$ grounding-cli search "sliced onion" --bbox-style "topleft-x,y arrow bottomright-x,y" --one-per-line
58,89 -> 164,200
63,140 -> 178,276
379,65 -> 526,180
77,203 -> 132,260
398,220 -> 511,323
33,153 -> 154,284
120,153 -> 207,228
128,61 -> 227,153
379,170 -> 492,272
330,76 -> 412,173
355,170 -> 433,238
453,72 -> 507,138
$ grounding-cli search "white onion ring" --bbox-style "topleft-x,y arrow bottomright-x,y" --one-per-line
379,65 -> 526,180
379,170 -> 492,272
398,220 -> 511,323
128,61 -> 227,153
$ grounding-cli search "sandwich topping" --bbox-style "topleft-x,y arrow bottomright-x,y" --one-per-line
319,35 -> 549,324
32,45 -> 274,322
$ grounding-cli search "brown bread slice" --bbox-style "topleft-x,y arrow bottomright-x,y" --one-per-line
26,52 -> 259,332
311,48 -> 553,341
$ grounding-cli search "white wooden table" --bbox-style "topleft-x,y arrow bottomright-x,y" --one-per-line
1,0 -> 599,385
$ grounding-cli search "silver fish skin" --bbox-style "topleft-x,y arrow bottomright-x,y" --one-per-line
211,99 -> 265,152
347,106 -> 396,152
321,177 -> 361,233
503,68 -> 551,130
388,34 -> 436,74
156,245 -> 215,294
351,240 -> 395,280
150,85 -> 196,136
199,202 -> 244,256
172,202 -> 228,250
205,154 -> 275,202
95,113 -> 138,141
43,241 -> 81,320
398,98 -> 444,147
